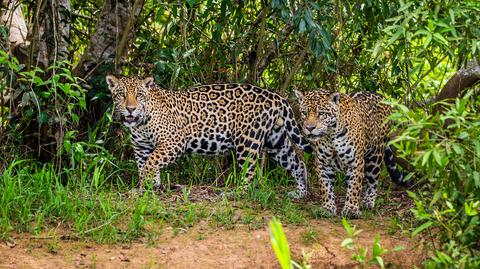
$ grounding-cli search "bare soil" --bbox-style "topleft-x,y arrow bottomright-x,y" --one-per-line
0,218 -> 424,269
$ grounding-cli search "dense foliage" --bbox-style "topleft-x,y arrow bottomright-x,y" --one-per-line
1,0 -> 479,267
391,94 -> 480,267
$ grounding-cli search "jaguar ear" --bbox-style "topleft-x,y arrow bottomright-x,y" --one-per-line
330,92 -> 340,105
143,77 -> 155,89
105,74 -> 119,93
293,90 -> 304,103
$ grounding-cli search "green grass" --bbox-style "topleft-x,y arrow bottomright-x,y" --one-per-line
0,153 -> 317,243
301,227 -> 318,245
0,144 -> 401,244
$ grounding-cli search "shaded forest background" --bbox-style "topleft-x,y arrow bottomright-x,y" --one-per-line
1,0 -> 479,159
1,0 -> 479,267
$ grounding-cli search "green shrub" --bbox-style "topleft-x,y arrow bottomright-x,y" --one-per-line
390,90 -> 480,268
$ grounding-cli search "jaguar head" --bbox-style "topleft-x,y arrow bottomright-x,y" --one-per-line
106,75 -> 155,128
294,89 -> 340,141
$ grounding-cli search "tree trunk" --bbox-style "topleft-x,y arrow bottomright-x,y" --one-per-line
1,0 -> 29,49
1,0 -> 29,63
73,0 -> 145,80
28,0 -> 71,68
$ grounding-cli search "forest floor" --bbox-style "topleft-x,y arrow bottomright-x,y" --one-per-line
0,186 -> 426,269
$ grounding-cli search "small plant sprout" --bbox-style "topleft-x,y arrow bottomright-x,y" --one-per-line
341,218 -> 404,268
181,187 -> 191,203
269,217 -> 311,269
302,228 -> 318,246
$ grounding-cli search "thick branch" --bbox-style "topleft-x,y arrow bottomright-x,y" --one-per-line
247,6 -> 268,83
245,4 -> 294,84
280,46 -> 308,93
433,60 -> 480,114
256,23 -> 294,79
114,0 -> 144,66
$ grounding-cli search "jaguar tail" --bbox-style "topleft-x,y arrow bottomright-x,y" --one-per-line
384,145 -> 407,186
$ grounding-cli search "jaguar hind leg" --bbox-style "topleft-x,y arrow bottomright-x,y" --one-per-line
362,146 -> 383,210
234,134 -> 263,185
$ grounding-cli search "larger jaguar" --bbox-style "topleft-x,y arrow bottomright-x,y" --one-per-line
294,89 -> 405,218
106,75 -> 312,198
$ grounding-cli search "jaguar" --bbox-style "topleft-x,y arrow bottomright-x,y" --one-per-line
294,89 -> 404,218
106,75 -> 313,198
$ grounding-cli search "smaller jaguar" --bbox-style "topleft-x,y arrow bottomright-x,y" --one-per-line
106,75 -> 312,198
295,89 -> 404,218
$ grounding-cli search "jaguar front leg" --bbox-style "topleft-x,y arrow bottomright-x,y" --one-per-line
341,158 -> 365,219
314,154 -> 337,216
138,142 -> 184,193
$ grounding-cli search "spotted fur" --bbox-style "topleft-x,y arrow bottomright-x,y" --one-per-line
295,89 -> 404,218
106,75 -> 312,198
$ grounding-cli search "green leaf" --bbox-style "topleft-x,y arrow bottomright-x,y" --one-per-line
183,48 -> 196,58
341,238 -> 354,249
432,149 -> 443,166
433,33 -> 449,46
375,256 -> 385,269
423,32 -> 433,48
465,201 -> 479,216
385,15 -> 402,23
269,218 -> 292,269
372,41 -> 384,61
458,132 -> 469,139
186,0 -> 196,7
37,112 -> 49,125
422,150 -> 432,166
372,235 -> 387,258
434,20 -> 451,29
387,28 -> 404,45
412,221 -> 433,236
451,144 -> 464,155
299,19 -> 306,34
398,2 -> 413,12
436,251 -> 453,264
383,25 -> 402,33
392,246 -> 406,252
448,8 -> 455,24
473,171 -> 480,188
342,218 -> 353,236
407,191 -> 417,200
412,29 -> 430,38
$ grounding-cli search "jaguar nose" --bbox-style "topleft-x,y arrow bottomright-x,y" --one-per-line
305,124 -> 315,132
126,106 -> 136,113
